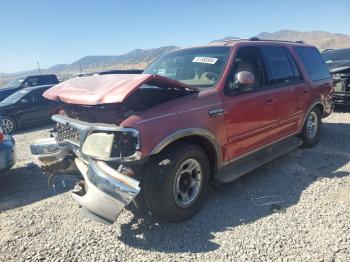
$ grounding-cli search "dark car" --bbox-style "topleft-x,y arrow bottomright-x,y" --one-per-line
0,118 -> 16,172
0,74 -> 59,102
0,85 -> 62,133
322,48 -> 350,105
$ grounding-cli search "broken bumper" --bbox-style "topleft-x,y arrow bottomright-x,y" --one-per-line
73,158 -> 140,224
333,92 -> 350,105
30,138 -> 141,225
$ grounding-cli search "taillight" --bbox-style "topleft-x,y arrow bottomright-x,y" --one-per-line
0,128 -> 4,142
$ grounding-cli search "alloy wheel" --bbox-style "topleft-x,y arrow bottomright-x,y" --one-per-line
173,158 -> 203,208
1,118 -> 14,134
306,111 -> 318,139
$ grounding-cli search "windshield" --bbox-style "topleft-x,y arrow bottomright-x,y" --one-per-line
1,89 -> 29,104
323,49 -> 350,62
2,78 -> 24,89
143,47 -> 230,89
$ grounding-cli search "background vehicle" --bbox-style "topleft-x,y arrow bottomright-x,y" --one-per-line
0,85 -> 61,133
322,48 -> 350,105
0,118 -> 16,172
0,74 -> 59,102
31,39 -> 333,225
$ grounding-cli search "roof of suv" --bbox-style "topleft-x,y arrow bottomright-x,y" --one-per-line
206,38 -> 310,47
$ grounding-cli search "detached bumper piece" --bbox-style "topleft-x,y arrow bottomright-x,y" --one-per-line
333,93 -> 350,105
73,158 -> 140,225
30,138 -> 74,173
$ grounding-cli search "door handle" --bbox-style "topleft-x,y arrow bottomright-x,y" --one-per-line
304,90 -> 310,94
208,108 -> 224,117
265,98 -> 273,104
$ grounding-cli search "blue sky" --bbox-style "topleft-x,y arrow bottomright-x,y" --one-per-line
1,0 -> 349,73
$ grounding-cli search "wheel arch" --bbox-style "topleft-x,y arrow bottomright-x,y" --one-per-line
299,101 -> 324,133
150,128 -> 222,175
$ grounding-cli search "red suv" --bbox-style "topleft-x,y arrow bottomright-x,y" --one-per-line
31,39 -> 333,225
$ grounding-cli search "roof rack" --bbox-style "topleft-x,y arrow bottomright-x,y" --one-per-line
209,38 -> 245,45
248,37 -> 305,44
210,37 -> 305,45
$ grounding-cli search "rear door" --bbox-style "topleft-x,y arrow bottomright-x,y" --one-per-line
223,46 -> 279,160
259,46 -> 306,137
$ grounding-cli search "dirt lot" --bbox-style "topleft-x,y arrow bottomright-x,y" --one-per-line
1,110 -> 350,261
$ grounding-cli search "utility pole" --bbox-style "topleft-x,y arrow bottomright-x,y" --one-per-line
37,62 -> 41,74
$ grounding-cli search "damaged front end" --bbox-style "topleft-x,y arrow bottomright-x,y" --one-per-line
30,73 -> 197,224
30,114 -> 141,224
330,67 -> 350,105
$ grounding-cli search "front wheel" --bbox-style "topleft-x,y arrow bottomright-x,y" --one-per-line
143,143 -> 210,222
1,116 -> 16,134
300,107 -> 321,147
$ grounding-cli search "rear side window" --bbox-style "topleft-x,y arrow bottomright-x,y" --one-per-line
260,46 -> 298,85
24,77 -> 39,87
38,75 -> 59,85
294,47 -> 330,81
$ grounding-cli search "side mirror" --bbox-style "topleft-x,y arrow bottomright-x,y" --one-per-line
228,71 -> 255,92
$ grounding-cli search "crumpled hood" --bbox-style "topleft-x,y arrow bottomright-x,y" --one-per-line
44,74 -> 198,105
326,60 -> 350,72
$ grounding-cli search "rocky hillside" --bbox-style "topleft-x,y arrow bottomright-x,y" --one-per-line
2,30 -> 350,86
257,30 -> 350,49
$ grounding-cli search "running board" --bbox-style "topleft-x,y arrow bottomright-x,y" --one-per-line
215,136 -> 303,183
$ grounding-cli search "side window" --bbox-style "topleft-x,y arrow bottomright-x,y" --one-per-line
20,93 -> 35,103
23,77 -> 39,87
38,75 -> 58,85
284,49 -> 302,80
260,46 -> 297,85
31,89 -> 45,103
227,46 -> 267,94
294,47 -> 331,81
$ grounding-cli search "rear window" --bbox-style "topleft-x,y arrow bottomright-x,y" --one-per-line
294,47 -> 330,81
260,46 -> 300,85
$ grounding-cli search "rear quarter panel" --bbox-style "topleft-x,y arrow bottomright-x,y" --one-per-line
288,45 -> 333,119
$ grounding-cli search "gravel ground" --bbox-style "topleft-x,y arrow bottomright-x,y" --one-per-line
1,110 -> 350,261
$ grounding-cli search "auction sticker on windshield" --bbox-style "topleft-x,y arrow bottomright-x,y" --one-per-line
192,57 -> 218,64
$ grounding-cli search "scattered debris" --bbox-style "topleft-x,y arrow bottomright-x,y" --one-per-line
251,195 -> 284,207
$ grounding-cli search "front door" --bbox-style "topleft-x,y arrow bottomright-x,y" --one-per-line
17,89 -> 58,126
222,46 -> 279,161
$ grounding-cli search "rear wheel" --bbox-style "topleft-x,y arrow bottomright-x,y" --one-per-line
1,116 -> 16,134
300,107 -> 321,147
143,143 -> 210,222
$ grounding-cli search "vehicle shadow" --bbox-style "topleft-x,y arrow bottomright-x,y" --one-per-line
118,121 -> 350,253
0,164 -> 78,212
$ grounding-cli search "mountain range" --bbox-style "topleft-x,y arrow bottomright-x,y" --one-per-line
2,29 -> 350,83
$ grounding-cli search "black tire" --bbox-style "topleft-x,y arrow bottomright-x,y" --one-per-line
300,107 -> 321,148
143,143 -> 210,223
1,116 -> 16,134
